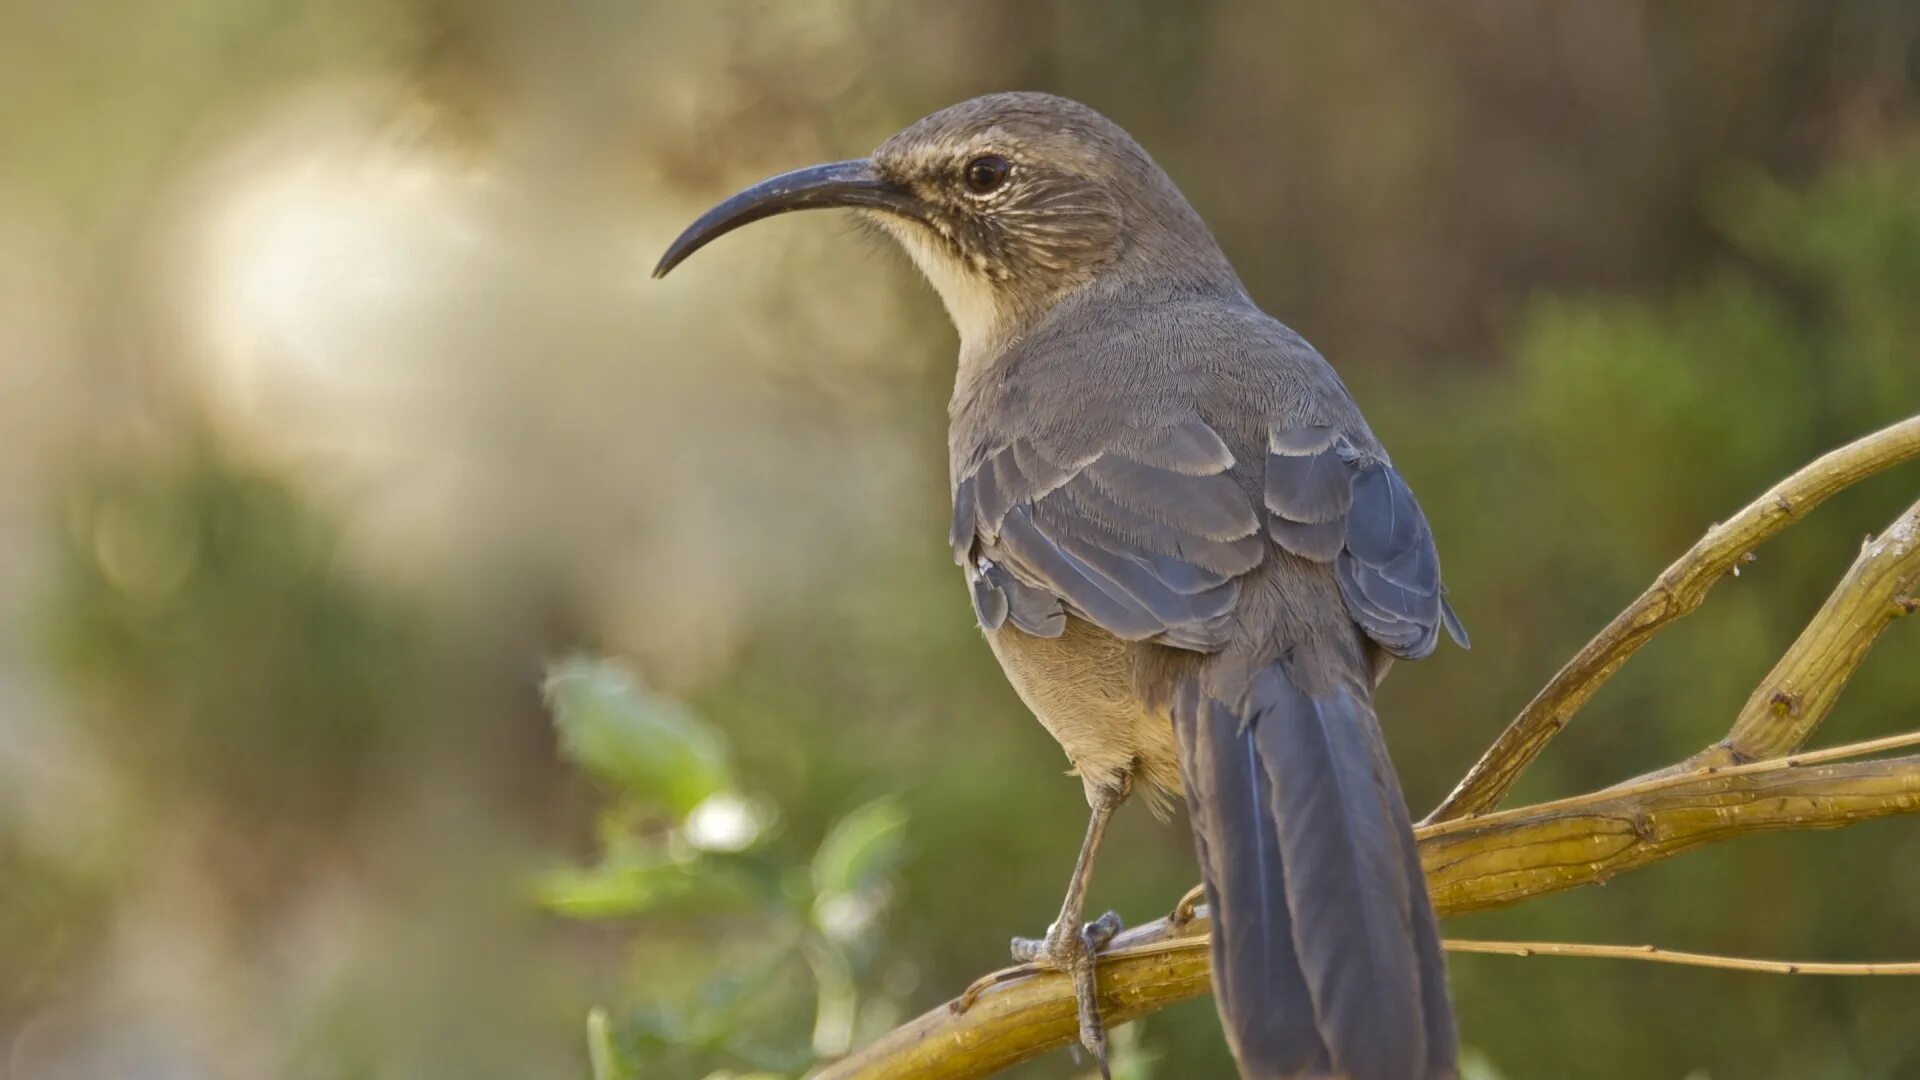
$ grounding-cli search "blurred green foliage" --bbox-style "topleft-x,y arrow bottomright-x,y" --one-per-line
37,442 -> 422,823
0,835 -> 112,1019
542,658 -> 916,1078
548,659 -> 734,820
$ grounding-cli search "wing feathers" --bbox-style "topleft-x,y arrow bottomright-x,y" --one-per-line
1121,417 -> 1238,475
957,420 -> 1467,661
1268,516 -> 1347,562
1086,455 -> 1260,541
1264,444 -> 1354,525
1265,426 -> 1467,660
957,419 -> 1263,652
998,508 -> 1167,640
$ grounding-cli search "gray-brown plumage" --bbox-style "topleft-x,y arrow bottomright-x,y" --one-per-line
656,92 -> 1468,1080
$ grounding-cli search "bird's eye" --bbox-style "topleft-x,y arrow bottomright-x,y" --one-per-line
963,155 -> 1010,195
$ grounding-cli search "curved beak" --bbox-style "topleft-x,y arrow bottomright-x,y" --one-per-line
652,159 -> 924,278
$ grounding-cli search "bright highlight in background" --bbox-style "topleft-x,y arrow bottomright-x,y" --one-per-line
180,92 -> 494,448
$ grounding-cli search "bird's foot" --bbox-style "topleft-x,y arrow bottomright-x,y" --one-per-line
1009,911 -> 1123,1077
949,911 -> 1127,1016
1007,908 -> 1123,964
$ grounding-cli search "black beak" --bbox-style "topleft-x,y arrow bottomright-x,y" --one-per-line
653,159 -> 923,278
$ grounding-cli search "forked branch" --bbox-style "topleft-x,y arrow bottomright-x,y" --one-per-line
1427,415 -> 1920,823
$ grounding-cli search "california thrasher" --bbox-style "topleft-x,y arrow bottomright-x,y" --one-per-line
655,92 -> 1469,1080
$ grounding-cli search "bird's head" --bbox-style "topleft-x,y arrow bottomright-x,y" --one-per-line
654,92 -> 1236,353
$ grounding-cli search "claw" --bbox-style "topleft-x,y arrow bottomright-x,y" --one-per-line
951,962 -> 1042,1013
1085,909 -> 1123,946
1168,883 -> 1207,927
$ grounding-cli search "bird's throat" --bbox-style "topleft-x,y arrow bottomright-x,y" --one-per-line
873,215 -> 1017,366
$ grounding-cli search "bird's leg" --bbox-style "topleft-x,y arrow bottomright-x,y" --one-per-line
1008,781 -> 1127,1076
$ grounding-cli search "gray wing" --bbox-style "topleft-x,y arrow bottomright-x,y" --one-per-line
951,416 -> 1266,652
1264,423 -> 1469,660
951,414 -> 1468,659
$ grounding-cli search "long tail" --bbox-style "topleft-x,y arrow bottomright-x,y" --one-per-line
1172,662 -> 1456,1080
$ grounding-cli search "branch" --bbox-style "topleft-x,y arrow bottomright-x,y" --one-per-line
1711,497 -> 1920,763
1426,415 -> 1920,823
811,750 -> 1920,1080
1442,938 -> 1920,976
1418,748 -> 1920,914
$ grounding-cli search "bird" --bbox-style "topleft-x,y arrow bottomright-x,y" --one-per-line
654,92 -> 1468,1080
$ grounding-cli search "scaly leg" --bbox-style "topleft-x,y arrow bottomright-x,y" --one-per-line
1008,782 -> 1127,1078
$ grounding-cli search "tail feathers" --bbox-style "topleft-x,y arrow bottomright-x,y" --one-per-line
1258,668 -> 1427,1080
1366,714 -> 1460,1076
1174,664 -> 1455,1080
1173,681 -> 1329,1076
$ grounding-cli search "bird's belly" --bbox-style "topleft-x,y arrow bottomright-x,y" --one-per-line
985,618 -> 1184,814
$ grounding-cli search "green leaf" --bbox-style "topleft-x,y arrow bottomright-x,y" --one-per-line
810,796 -> 908,900
544,657 -> 730,814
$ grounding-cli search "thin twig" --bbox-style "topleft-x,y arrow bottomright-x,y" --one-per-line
1427,415 -> 1920,823
1494,728 -> 1920,825
1767,728 -> 1920,767
1614,727 -> 1920,794
1444,938 -> 1920,976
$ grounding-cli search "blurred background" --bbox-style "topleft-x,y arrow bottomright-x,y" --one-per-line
2,2 -> 1919,1077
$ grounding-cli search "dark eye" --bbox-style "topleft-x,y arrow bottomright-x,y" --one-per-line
963,155 -> 1010,195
